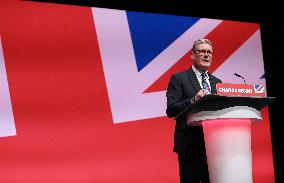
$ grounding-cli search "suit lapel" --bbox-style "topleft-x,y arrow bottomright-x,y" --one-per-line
208,73 -> 216,94
187,67 -> 218,94
187,67 -> 202,93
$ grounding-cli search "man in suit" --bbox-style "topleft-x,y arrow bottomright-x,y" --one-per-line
166,39 -> 222,183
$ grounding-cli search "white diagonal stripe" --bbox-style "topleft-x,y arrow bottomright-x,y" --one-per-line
0,36 -> 17,137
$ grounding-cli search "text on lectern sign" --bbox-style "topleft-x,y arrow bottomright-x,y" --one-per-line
216,83 -> 265,97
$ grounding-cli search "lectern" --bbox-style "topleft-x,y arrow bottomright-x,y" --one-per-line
177,94 -> 275,183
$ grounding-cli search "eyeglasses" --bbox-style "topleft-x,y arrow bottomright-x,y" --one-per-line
194,49 -> 213,56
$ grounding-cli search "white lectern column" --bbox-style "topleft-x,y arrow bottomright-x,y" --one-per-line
188,106 -> 262,183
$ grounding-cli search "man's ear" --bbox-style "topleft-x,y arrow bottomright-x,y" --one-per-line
191,53 -> 195,60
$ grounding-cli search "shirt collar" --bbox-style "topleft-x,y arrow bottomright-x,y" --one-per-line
192,65 -> 208,78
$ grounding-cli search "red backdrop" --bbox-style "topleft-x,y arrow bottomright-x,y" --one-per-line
0,1 -> 274,182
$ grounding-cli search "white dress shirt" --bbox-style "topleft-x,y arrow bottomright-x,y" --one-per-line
192,65 -> 211,92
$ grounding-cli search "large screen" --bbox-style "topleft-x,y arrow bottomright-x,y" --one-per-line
0,1 -> 274,182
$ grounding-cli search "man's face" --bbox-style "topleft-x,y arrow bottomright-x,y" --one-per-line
191,43 -> 213,72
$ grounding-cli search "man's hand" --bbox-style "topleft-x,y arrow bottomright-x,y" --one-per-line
194,89 -> 210,101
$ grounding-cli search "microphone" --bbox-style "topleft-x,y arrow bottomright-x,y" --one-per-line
234,73 -> 246,84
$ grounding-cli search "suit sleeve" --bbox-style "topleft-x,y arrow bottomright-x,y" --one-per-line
166,74 -> 192,118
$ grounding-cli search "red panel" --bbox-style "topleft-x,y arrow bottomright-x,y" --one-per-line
252,108 -> 275,183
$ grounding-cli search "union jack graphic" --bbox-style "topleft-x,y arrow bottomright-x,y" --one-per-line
254,84 -> 265,93
92,8 -> 266,123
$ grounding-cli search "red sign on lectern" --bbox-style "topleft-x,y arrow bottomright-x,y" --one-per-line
216,83 -> 266,97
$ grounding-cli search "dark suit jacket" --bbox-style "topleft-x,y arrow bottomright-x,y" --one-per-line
166,67 -> 222,152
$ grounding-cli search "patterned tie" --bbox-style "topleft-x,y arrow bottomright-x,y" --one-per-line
201,72 -> 211,92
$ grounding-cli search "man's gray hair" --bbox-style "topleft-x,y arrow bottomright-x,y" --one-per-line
192,39 -> 213,52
